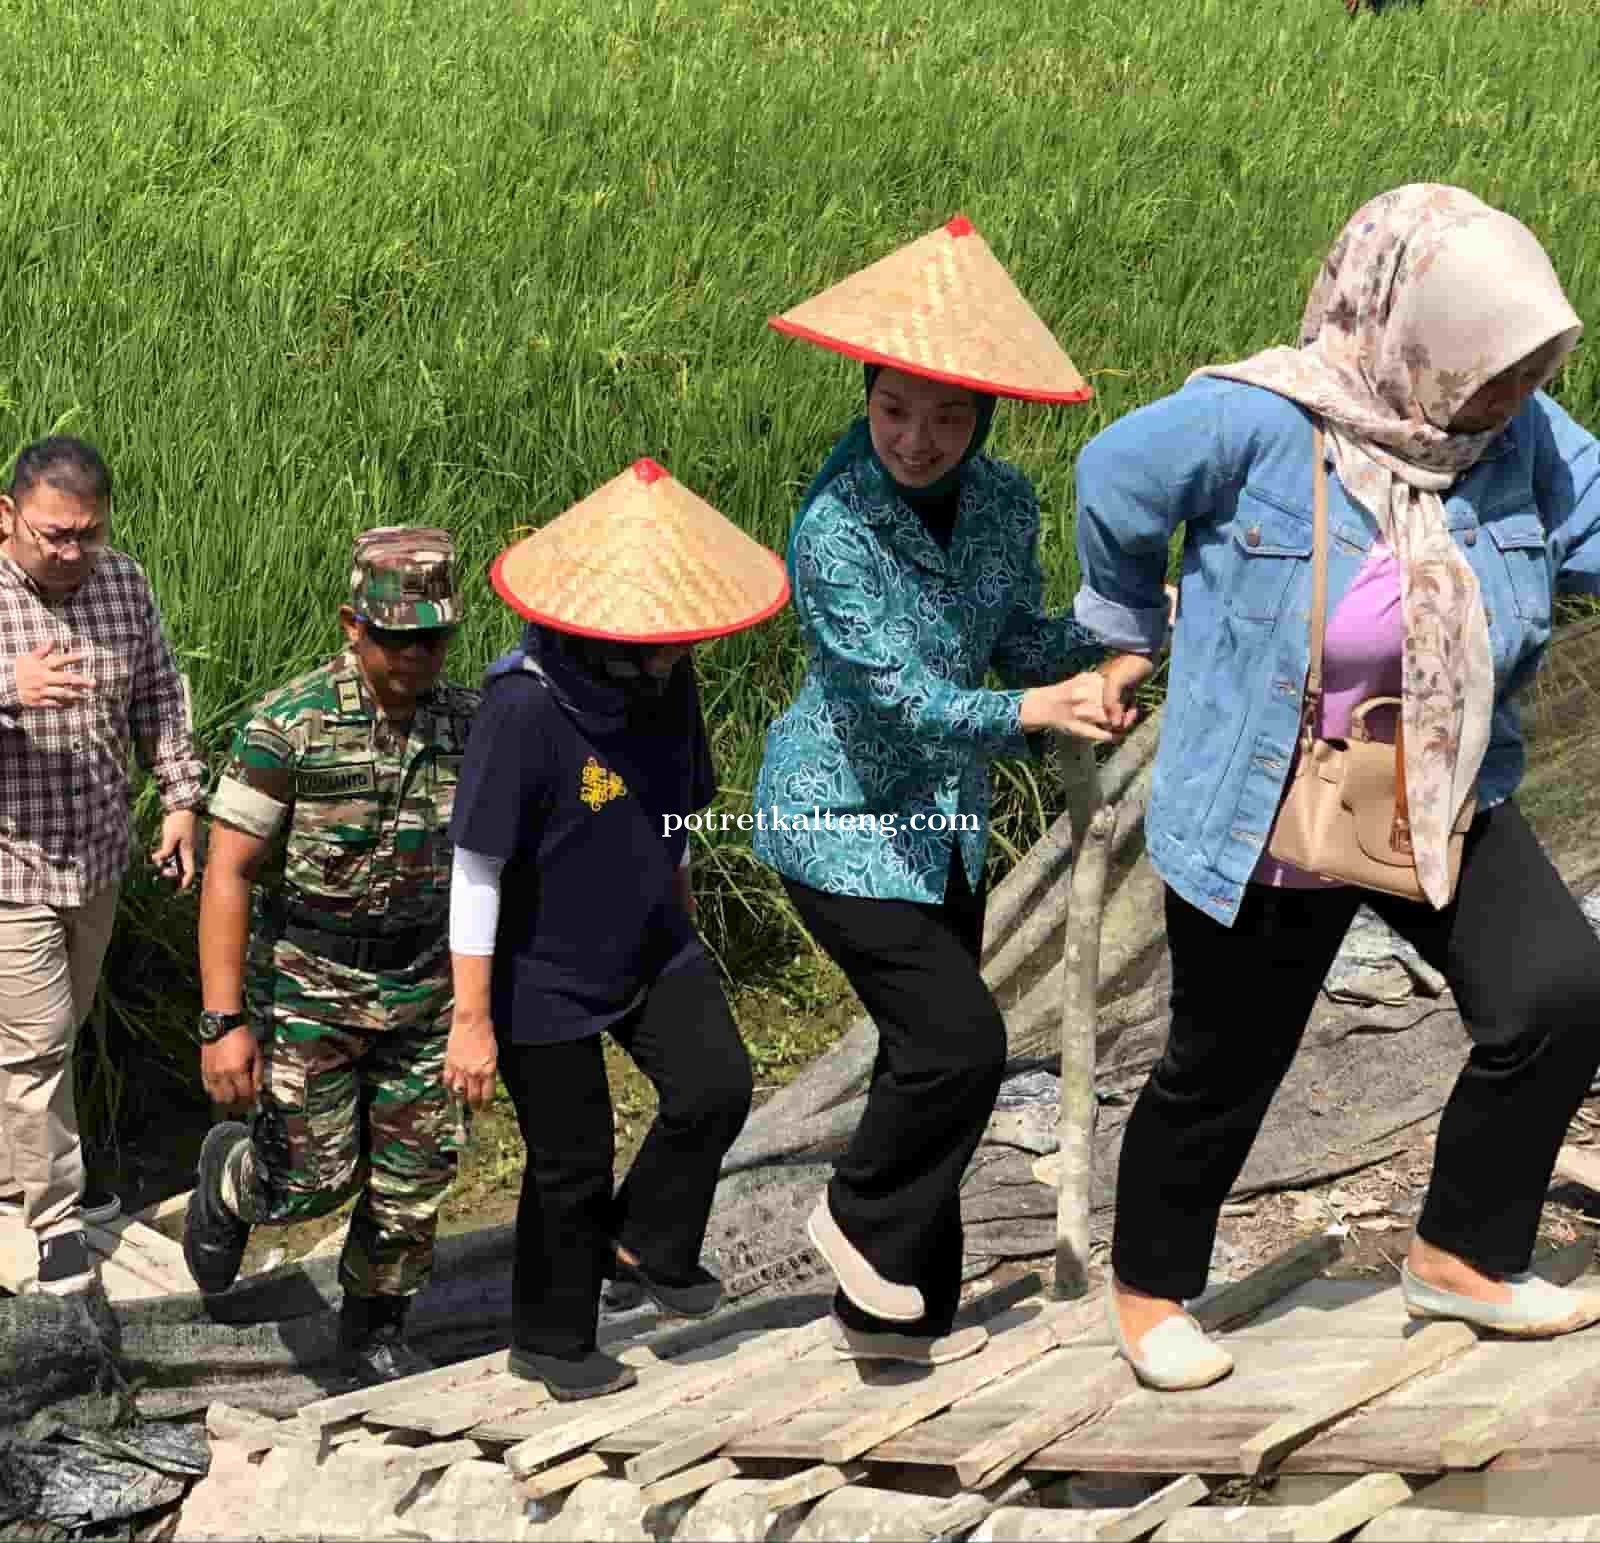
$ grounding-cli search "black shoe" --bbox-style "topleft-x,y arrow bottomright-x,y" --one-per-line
339,1326 -> 433,1387
613,1252 -> 724,1319
183,1122 -> 252,1295
508,1347 -> 638,1402
337,1293 -> 432,1387
32,1231 -> 96,1296
80,1186 -> 122,1226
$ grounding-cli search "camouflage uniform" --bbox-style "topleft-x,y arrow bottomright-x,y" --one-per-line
206,529 -> 477,1298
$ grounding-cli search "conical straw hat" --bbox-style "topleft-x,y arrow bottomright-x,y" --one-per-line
491,459 -> 790,643
770,215 -> 1090,404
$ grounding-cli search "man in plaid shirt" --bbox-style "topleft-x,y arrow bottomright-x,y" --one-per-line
0,437 -> 204,1295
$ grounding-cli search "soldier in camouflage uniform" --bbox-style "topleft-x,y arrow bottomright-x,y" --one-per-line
184,527 -> 477,1386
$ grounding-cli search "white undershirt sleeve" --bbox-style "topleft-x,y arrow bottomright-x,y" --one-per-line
450,846 -> 507,956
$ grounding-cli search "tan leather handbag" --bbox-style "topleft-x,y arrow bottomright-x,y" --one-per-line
1265,424 -> 1474,902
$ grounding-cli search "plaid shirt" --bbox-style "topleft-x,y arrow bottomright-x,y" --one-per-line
0,548 -> 205,906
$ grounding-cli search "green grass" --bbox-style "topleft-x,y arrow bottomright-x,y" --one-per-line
3,0 -> 1598,1144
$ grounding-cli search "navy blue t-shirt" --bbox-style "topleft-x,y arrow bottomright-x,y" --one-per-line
449,642 -> 717,1045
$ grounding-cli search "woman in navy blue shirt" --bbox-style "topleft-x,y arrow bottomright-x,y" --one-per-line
445,460 -> 788,1401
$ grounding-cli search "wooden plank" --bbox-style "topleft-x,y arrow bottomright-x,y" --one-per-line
1098,1473 -> 1211,1541
954,1355 -> 1133,1489
298,1349 -> 509,1428
86,1210 -> 189,1272
636,1456 -> 739,1509
921,1473 -> 1036,1539
1192,1235 -> 1344,1335
759,1463 -> 869,1515
205,1402 -> 323,1453
1239,1321 -> 1479,1475
518,1452 -> 612,1502
1439,1338 -> 1600,1469
623,1359 -> 864,1486
366,1372 -> 550,1436
0,1215 -> 39,1293
0,1213 -> 173,1301
132,1188 -> 193,1230
816,1312 -> 1074,1466
1356,1507 -> 1600,1541
1553,1143 -> 1600,1195
338,1437 -> 484,1480
1278,1473 -> 1422,1542
97,1257 -> 174,1301
504,1316 -> 837,1477
372,1343 -> 667,1438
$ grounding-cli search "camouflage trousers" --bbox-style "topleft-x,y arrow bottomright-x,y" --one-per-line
235,1014 -> 465,1298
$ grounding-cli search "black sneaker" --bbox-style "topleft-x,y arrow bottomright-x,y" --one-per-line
613,1252 -> 724,1319
508,1347 -> 638,1402
183,1122 -> 252,1295
34,1231 -> 96,1296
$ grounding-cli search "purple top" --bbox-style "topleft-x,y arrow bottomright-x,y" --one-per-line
1253,543 -> 1404,889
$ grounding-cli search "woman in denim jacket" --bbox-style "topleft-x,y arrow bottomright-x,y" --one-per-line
754,219 -> 1142,1365
1075,185 -> 1600,1389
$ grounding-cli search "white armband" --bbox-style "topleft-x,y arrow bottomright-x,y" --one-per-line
450,846 -> 507,956
208,775 -> 289,841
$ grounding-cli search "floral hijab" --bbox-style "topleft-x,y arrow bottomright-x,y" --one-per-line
1194,184 -> 1582,906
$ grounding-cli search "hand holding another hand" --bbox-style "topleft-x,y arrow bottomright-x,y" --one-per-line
1098,653 -> 1157,732
1020,674 -> 1116,742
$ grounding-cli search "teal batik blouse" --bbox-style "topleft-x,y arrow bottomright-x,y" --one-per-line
752,452 -> 1103,903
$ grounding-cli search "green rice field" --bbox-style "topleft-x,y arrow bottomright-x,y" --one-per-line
3,0 -> 1597,1139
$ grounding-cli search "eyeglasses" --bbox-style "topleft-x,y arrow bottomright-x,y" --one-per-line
357,616 -> 456,651
12,507 -> 107,555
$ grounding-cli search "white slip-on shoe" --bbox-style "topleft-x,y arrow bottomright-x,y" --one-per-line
1401,1264 -> 1600,1338
807,1198 -> 925,1323
829,1317 -> 989,1365
1106,1282 -> 1233,1391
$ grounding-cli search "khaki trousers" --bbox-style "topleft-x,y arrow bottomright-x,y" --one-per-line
0,884 -> 120,1239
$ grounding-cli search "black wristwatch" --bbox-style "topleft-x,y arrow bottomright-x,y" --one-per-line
197,1010 -> 248,1045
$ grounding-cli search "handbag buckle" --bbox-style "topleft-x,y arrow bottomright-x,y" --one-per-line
1389,813 -> 1414,856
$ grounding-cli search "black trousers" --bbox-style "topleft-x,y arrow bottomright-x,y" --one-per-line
1114,800 -> 1600,1300
498,954 -> 753,1357
784,851 -> 1007,1337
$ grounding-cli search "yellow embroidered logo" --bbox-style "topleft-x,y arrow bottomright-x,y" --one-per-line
579,756 -> 627,811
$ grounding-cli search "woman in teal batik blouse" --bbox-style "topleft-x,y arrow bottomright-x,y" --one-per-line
754,217 -> 1148,1365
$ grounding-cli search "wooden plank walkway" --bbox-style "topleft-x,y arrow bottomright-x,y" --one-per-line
1,1209 -> 192,1300
178,1248 -> 1600,1539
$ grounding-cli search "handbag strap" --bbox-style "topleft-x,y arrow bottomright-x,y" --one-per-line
1302,422 -> 1329,747
1306,420 -> 1416,857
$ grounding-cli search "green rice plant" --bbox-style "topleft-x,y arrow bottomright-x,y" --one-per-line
1,0 -> 1595,1148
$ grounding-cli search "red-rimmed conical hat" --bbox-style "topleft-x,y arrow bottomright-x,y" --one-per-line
769,215 -> 1090,404
491,459 -> 789,643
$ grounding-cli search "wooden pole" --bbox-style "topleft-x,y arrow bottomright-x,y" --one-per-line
1054,736 -> 1113,1300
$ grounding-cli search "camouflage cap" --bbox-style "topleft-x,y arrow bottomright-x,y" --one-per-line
350,526 -> 463,629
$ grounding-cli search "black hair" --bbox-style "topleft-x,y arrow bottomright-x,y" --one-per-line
9,436 -> 113,509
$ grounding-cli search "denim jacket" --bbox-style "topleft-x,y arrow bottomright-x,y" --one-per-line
754,453 -> 1103,901
1074,377 -> 1600,927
